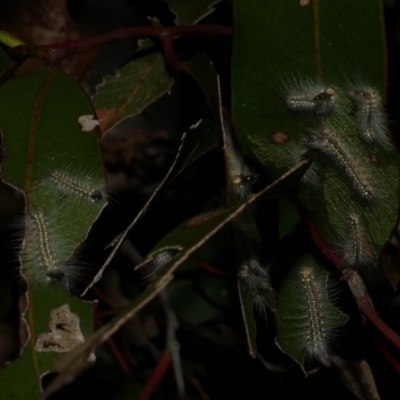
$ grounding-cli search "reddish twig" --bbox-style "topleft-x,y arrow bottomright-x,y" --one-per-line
95,314 -> 133,375
86,283 -> 119,310
139,348 -> 171,400
371,329 -> 400,376
9,25 -> 232,65
160,31 -> 185,71
288,197 -> 344,267
105,336 -> 134,375
194,256 -> 232,277
345,270 -> 400,350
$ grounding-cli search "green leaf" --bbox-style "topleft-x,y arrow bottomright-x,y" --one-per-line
0,288 -> 94,399
232,0 -> 399,268
0,66 -> 106,263
0,66 -> 104,397
276,248 -> 348,374
169,273 -> 237,324
164,0 -> 219,24
92,40 -> 173,133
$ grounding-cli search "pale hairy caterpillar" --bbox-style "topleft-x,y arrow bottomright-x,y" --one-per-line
231,172 -> 259,200
222,117 -> 259,200
337,213 -> 371,268
303,129 -> 374,202
47,168 -> 105,204
299,266 -> 330,363
237,258 -> 273,318
283,78 -> 336,115
134,247 -> 182,280
350,86 -> 390,146
49,170 -> 103,203
277,263 -> 347,371
26,210 -> 72,287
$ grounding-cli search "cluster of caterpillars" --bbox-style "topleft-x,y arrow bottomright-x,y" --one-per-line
284,80 -> 389,270
27,169 -> 105,288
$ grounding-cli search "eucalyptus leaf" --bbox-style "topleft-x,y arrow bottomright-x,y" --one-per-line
232,0 -> 399,267
0,66 -> 104,397
92,40 -> 173,133
276,249 -> 348,374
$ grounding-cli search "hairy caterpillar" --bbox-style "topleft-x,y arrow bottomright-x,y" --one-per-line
134,247 -> 182,280
277,262 -> 347,372
237,258 -> 273,318
48,170 -> 104,203
283,78 -> 336,115
303,129 -> 374,202
26,210 -> 71,287
350,86 -> 390,146
45,168 -> 105,205
299,267 -> 329,363
337,213 -> 371,268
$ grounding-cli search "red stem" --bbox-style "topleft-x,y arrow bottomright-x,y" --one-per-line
371,329 -> 400,375
194,256 -> 232,277
105,336 -> 134,375
160,32 -> 185,71
288,197 -> 344,267
345,270 -> 400,350
28,25 -> 232,65
357,295 -> 400,349
95,315 -> 133,375
139,348 -> 171,400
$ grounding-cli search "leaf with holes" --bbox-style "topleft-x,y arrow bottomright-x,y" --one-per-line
0,66 -> 104,398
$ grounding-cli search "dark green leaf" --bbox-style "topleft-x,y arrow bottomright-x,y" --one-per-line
232,0 -> 399,267
92,40 -> 173,133
276,249 -> 348,374
0,67 -> 103,397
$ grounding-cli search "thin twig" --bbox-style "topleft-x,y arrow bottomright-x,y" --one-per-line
370,329 -> 400,375
344,270 -> 400,350
160,289 -> 186,399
